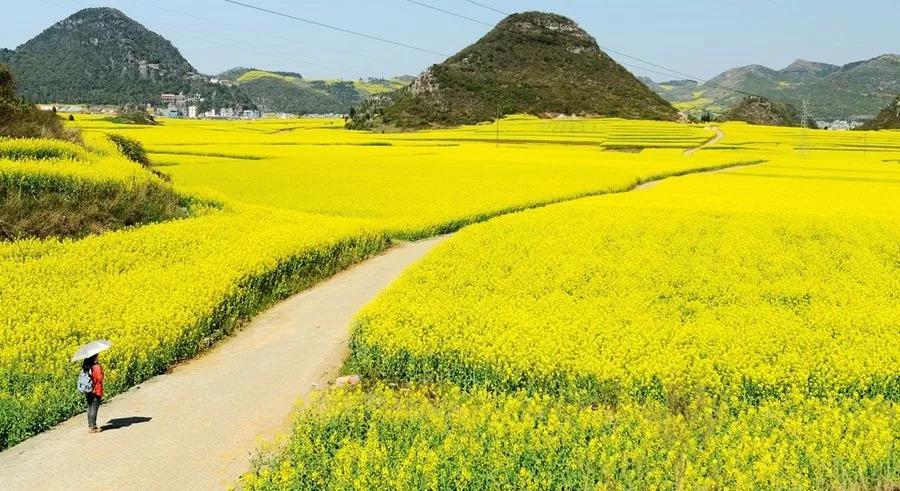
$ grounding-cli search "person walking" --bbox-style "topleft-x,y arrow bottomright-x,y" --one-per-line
78,354 -> 104,433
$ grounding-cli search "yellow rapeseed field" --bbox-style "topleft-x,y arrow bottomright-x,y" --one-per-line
0,135 -> 153,186
10,114 -> 900,486
349,150 -> 900,406
75,116 -> 729,236
242,124 -> 900,488
241,385 -> 899,490
1,116 -> 740,448
0,133 -> 386,446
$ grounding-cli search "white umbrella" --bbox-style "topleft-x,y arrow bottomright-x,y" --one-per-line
71,340 -> 112,362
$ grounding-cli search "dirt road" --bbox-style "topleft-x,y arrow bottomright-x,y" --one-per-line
0,236 -> 448,491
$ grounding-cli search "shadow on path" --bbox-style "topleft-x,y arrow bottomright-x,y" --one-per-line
100,417 -> 152,432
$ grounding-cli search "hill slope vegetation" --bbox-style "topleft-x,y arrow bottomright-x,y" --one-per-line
721,96 -> 804,127
646,55 -> 900,119
861,96 -> 900,130
219,68 -> 408,115
0,8 -> 251,110
349,11 -> 677,129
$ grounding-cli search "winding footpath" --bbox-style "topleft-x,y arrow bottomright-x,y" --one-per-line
684,125 -> 725,156
0,131 -> 747,490
0,237 -> 448,490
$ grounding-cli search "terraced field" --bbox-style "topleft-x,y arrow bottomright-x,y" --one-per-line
74,116 -> 736,236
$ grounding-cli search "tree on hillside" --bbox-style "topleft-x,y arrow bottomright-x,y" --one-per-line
0,64 -> 16,100
860,95 -> 900,130
0,63 -> 75,140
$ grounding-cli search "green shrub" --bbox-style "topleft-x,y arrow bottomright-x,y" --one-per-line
0,176 -> 188,241
107,105 -> 158,125
108,134 -> 151,167
107,133 -> 171,181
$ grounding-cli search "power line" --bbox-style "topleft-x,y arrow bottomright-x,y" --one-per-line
404,0 -> 494,28
478,4 -> 744,94
224,0 -> 795,115
463,0 -> 509,16
224,0 -> 764,102
596,48 -> 761,99
405,1 -> 706,86
43,0 -> 382,75
120,0 -> 381,74
223,0 -> 450,58
456,0 -> 760,97
406,0 -> 759,115
404,0 -> 770,102
133,17 -> 357,75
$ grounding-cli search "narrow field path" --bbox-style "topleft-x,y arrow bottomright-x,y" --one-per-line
0,236 -> 448,491
0,151 -> 756,490
684,125 -> 724,156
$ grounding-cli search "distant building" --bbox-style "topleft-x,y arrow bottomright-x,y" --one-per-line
203,109 -> 217,118
188,105 -> 198,119
207,77 -> 233,87
161,93 -> 187,107
817,119 -> 865,131
156,105 -> 183,118
219,107 -> 235,118
241,109 -> 260,119
305,113 -> 346,118
57,105 -> 85,113
262,112 -> 298,119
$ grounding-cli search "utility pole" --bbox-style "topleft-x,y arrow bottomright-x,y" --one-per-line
864,129 -> 868,158
800,99 -> 810,154
496,104 -> 501,148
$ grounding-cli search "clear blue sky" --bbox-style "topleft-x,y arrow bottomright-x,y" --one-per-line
6,0 -> 898,81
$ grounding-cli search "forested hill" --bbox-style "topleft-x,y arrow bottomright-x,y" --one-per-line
0,7 -> 251,110
348,11 -> 678,130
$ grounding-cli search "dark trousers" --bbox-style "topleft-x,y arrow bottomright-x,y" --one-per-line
85,393 -> 101,429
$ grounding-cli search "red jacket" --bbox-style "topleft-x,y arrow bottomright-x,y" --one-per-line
90,364 -> 104,397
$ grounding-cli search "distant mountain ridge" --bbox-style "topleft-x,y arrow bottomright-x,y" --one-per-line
217,67 -> 409,115
0,7 -> 251,110
349,11 -> 677,129
647,54 -> 900,119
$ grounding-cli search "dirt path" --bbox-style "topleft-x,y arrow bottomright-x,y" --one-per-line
684,125 -> 724,156
0,236 -> 448,491
638,127 -> 733,191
